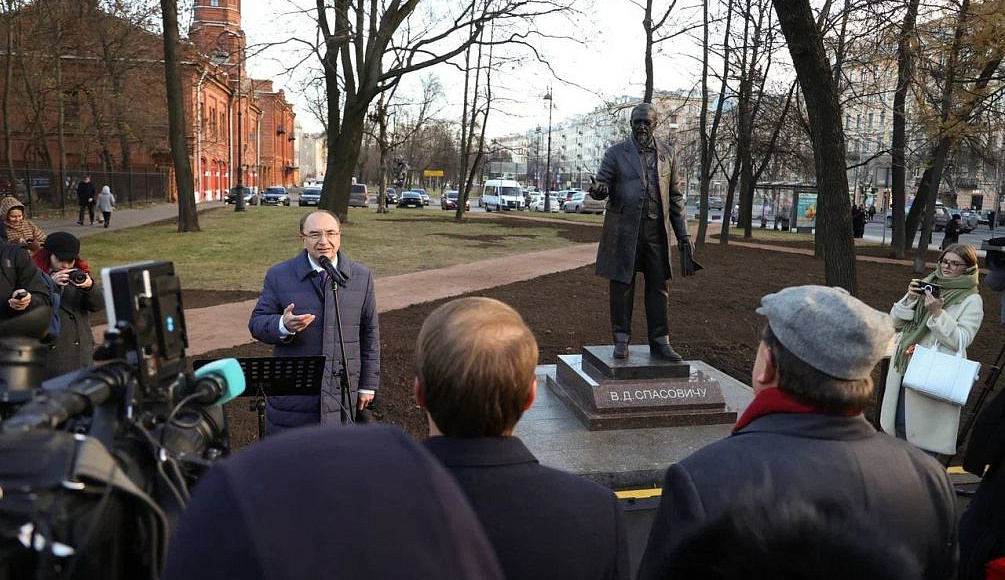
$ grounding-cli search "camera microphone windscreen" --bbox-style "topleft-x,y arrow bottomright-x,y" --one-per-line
190,358 -> 245,405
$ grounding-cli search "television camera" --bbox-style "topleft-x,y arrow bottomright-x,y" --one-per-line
0,261 -> 245,580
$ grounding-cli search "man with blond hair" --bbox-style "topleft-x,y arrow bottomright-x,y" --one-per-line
417,297 -> 628,580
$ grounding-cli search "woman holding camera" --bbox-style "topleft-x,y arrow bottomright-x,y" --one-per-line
880,242 -> 984,455
30,232 -> 103,379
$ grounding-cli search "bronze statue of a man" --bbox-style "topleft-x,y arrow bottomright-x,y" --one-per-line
589,103 -> 701,361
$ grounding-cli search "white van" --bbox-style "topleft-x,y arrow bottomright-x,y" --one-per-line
481,179 -> 525,212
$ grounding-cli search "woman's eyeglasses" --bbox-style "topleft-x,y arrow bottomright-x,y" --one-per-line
940,259 -> 966,268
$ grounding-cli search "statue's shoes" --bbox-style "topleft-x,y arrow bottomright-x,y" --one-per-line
613,341 -> 629,359
649,343 -> 683,362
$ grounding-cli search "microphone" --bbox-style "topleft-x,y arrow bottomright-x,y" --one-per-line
317,255 -> 348,287
186,358 -> 245,405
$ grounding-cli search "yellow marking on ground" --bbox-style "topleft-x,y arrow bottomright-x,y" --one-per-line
947,466 -> 966,474
616,488 -> 662,500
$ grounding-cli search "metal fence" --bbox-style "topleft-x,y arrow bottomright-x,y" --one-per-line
0,166 -> 170,218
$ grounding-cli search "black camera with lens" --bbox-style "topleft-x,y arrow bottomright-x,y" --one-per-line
67,268 -> 88,285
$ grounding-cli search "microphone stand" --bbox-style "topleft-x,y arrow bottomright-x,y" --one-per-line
327,274 -> 355,425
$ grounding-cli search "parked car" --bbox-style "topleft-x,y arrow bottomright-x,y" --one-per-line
349,183 -> 371,207
225,186 -> 258,206
562,192 -> 589,213
957,209 -> 980,232
398,190 -> 424,208
299,187 -> 322,207
261,186 -> 290,206
528,193 -> 560,212
481,179 -> 525,211
384,188 -> 397,204
884,204 -> 951,230
415,188 -> 430,205
707,195 -> 725,210
441,190 -> 469,210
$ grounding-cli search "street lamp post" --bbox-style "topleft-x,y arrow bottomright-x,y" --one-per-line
544,88 -> 554,212
233,53 -> 245,212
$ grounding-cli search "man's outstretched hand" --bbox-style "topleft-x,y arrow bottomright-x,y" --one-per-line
589,176 -> 609,200
679,239 -> 703,277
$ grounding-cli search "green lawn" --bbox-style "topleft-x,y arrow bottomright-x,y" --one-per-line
81,207 -> 585,290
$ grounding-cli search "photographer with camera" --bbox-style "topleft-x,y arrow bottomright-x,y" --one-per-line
30,232 -> 103,378
880,242 -> 984,455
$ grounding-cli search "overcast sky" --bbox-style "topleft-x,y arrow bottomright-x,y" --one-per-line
238,1 -> 707,138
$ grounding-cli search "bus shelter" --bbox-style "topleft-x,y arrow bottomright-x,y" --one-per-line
753,182 -> 818,232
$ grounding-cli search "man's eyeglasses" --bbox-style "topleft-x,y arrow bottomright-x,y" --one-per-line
302,230 -> 341,242
940,259 -> 966,268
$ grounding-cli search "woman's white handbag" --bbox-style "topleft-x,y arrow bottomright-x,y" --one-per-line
903,334 -> 980,406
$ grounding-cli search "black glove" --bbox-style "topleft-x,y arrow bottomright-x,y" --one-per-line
678,239 -> 703,276
589,176 -> 609,200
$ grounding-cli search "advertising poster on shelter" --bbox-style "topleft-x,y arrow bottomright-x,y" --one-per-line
795,193 -> 818,228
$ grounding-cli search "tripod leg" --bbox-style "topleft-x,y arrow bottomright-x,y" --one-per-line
256,397 -> 267,440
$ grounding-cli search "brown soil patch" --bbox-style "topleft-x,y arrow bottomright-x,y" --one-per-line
203,242 -> 1005,454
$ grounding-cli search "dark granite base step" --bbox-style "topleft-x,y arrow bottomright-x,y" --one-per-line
583,345 -> 690,380
549,353 -> 738,431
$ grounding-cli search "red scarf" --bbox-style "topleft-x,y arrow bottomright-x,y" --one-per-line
31,249 -> 90,276
733,387 -> 857,432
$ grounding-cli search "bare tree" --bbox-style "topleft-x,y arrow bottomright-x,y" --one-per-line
310,0 -> 572,219
771,0 -> 856,293
160,0 -> 198,232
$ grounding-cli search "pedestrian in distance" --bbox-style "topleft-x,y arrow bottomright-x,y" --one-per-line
95,185 -> 114,228
636,285 -> 959,580
881,242 -> 983,455
30,232 -> 103,379
942,214 -> 962,250
76,175 -> 96,225
416,297 -> 629,580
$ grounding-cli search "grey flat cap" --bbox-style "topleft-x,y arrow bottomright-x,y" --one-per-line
756,285 -> 894,380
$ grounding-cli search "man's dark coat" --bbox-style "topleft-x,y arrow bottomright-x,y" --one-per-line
163,425 -> 505,580
0,242 -> 50,322
636,413 -> 958,580
248,249 -> 379,431
423,436 -> 629,580
593,139 -> 689,284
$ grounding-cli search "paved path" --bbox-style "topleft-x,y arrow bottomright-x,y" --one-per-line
173,243 -> 600,356
35,201 -> 225,238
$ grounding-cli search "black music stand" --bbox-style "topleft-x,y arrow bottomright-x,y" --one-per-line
194,356 -> 325,440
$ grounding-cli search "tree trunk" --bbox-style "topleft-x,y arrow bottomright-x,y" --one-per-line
2,2 -> 16,183
322,98 -> 368,221
771,0 -> 856,293
643,0 -> 654,103
160,0 -> 198,232
889,0 -> 919,259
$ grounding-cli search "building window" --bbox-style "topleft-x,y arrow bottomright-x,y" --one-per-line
210,0 -> 220,6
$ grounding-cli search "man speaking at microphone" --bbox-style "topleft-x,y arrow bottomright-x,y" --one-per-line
249,210 -> 379,433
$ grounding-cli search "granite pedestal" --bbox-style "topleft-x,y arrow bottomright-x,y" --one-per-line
518,360 -> 753,490
546,345 -> 738,431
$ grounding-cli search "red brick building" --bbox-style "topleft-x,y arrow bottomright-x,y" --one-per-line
0,0 -> 297,203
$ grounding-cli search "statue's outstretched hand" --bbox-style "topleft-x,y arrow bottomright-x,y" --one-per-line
678,239 -> 703,277
589,176 -> 609,200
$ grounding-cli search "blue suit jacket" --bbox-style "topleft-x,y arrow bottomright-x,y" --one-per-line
248,250 -> 379,430
423,436 -> 629,580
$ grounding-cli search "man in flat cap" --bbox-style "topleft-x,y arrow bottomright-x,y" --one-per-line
637,285 -> 958,580
589,102 -> 700,361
